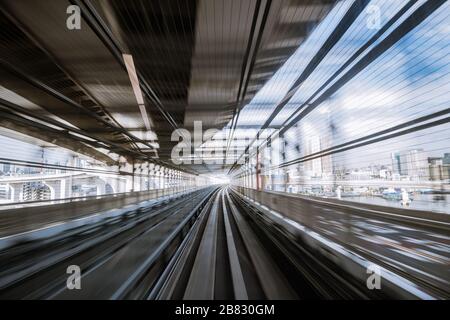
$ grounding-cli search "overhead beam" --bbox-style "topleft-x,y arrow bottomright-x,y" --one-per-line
72,0 -> 179,130
0,117 -> 116,165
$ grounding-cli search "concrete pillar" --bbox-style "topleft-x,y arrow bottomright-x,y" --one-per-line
96,178 -> 106,195
43,178 -> 71,200
164,168 -> 169,189
44,180 -> 60,200
134,164 -> 142,192
118,177 -> 127,193
162,168 -> 168,190
147,163 -> 153,191
103,177 -> 116,194
154,165 -> 160,189
149,170 -> 155,189
9,182 -> 23,202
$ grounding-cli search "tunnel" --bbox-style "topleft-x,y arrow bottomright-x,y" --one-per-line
0,0 -> 449,306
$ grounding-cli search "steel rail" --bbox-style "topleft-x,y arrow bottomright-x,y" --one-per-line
183,191 -> 220,299
224,190 -> 298,299
221,189 -> 248,299
150,189 -> 220,300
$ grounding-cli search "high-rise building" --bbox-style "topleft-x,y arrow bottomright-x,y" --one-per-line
391,149 -> 428,178
443,153 -> 450,164
444,153 -> 450,180
0,184 -> 9,200
22,182 -> 51,201
429,155 -> 450,181
304,135 -> 333,178
391,152 -> 402,175
0,163 -> 11,175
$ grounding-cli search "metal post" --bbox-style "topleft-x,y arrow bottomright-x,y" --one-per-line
131,159 -> 135,192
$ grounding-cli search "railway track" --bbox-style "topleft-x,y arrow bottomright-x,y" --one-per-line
155,187 -> 382,299
0,187 -> 215,299
0,186 -> 384,299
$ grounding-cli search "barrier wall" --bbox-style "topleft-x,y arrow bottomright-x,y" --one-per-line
233,186 -> 450,297
0,187 -> 201,237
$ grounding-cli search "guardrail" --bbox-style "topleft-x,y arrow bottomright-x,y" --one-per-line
0,186 -> 191,209
0,187 -> 200,238
234,187 -> 450,231
233,186 -> 450,298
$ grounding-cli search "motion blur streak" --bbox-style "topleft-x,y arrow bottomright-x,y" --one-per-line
0,0 -> 448,300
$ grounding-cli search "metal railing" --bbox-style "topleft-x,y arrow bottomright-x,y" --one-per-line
0,186 -> 200,238
233,186 -> 450,298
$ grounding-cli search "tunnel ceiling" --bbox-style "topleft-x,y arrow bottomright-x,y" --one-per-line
0,0 -> 337,174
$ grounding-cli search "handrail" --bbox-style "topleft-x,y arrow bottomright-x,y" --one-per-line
232,186 -> 450,297
0,186 -> 191,209
234,187 -> 450,230
0,187 -> 203,238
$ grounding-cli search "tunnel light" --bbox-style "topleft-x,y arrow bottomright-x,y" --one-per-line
123,54 -> 152,131
200,174 -> 230,185
136,142 -> 160,149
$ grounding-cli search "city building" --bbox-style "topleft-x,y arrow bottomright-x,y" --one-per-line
428,156 -> 450,181
391,149 -> 428,179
